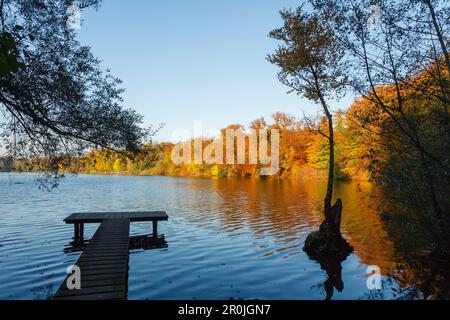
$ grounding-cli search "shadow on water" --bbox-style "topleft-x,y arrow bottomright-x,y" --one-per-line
129,234 -> 168,251
318,255 -> 348,300
64,234 -> 168,253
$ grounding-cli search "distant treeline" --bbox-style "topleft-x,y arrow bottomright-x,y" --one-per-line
3,109 -> 361,180
68,109 -> 367,180
8,66 -> 448,187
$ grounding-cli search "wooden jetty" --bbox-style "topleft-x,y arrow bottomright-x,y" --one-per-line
53,211 -> 168,300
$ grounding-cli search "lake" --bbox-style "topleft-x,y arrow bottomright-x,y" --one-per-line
0,173 -> 419,300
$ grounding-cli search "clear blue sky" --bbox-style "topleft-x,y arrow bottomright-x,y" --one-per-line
77,0 -> 354,142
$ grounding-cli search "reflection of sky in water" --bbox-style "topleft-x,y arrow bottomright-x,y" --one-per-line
0,173 -> 410,299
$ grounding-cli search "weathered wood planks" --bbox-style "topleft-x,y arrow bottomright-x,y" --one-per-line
64,211 -> 168,224
53,218 -> 131,300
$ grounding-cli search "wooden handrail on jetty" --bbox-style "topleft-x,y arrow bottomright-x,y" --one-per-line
53,211 -> 168,300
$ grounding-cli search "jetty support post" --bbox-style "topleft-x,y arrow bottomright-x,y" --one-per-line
74,223 -> 84,242
152,220 -> 158,237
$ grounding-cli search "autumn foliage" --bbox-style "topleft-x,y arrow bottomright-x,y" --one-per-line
76,110 -> 366,180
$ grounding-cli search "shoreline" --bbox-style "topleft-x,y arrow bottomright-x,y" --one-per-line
2,170 -> 371,182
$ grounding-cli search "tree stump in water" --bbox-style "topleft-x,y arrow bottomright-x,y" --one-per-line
304,199 -> 353,260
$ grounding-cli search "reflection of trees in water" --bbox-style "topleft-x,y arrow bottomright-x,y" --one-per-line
209,179 -> 399,266
309,263 -> 425,300
207,178 -> 323,257
307,256 -> 347,300
359,277 -> 415,300
183,177 -> 447,298
388,252 -> 450,299
319,256 -> 346,300
374,191 -> 450,299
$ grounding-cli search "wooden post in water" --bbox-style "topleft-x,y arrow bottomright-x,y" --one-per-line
152,220 -> 158,237
74,223 -> 84,242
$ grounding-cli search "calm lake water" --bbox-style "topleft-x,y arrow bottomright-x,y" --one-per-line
0,173 -> 419,300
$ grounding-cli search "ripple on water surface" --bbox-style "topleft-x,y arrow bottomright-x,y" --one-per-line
0,173 -> 409,299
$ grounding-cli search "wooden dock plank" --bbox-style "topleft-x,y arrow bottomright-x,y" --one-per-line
78,252 -> 129,258
77,260 -> 127,267
55,285 -> 127,297
53,218 -> 130,300
58,278 -> 126,291
64,211 -> 168,224
54,211 -> 169,300
72,273 -> 127,283
56,291 -> 125,300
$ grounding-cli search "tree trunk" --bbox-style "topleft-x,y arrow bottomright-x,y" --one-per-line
324,114 -> 334,219
305,69 -> 351,260
304,199 -> 353,259
312,69 -> 335,219
423,0 -> 450,72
